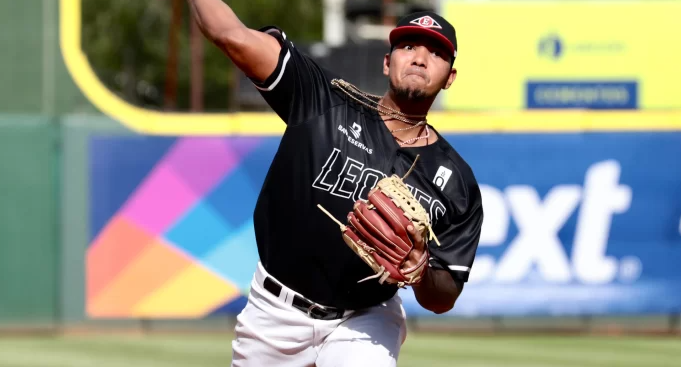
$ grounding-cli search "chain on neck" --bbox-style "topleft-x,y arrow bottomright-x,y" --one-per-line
394,124 -> 429,146
330,78 -> 431,146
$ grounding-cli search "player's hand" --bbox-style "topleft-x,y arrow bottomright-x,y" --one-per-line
404,224 -> 426,269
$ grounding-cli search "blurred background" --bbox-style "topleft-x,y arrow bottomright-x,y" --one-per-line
1,0 -> 681,366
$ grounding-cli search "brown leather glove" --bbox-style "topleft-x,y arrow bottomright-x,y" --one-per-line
319,156 -> 440,287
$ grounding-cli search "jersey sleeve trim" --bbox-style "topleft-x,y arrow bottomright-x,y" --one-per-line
447,265 -> 471,272
253,50 -> 291,91
429,258 -> 471,282
251,26 -> 291,92
429,257 -> 471,273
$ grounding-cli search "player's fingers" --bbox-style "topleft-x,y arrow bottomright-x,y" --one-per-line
407,224 -> 423,244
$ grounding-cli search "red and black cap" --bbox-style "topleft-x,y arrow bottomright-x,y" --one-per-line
389,11 -> 458,60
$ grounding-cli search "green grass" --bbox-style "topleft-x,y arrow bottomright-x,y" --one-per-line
0,333 -> 679,367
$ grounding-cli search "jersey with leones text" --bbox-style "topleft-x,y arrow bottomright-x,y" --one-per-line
248,26 -> 484,310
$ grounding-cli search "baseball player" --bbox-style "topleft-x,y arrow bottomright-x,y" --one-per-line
188,1 -> 483,366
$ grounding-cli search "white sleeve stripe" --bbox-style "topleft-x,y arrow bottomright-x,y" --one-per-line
265,28 -> 286,40
253,49 -> 291,92
448,265 -> 471,272
429,257 -> 471,272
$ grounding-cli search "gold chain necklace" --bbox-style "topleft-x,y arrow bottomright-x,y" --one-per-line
395,125 -> 429,146
331,79 -> 426,121
330,79 -> 431,145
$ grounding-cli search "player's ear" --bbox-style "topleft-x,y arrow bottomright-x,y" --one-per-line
443,68 -> 457,90
383,53 -> 391,76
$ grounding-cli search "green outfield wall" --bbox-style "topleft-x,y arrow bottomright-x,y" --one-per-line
0,114 -> 128,327
0,0 -> 90,116
0,116 -> 59,326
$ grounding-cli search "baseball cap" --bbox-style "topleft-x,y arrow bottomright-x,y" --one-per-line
389,11 -> 458,60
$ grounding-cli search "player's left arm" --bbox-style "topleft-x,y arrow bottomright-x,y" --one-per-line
412,175 -> 484,314
412,267 -> 464,314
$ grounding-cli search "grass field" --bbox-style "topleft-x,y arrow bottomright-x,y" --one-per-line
0,333 -> 680,367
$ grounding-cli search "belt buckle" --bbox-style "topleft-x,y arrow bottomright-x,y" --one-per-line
307,303 -> 328,319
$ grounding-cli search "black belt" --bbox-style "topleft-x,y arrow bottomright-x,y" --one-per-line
263,277 -> 346,320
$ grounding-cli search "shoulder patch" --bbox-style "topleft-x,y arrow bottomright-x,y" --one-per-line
433,166 -> 453,191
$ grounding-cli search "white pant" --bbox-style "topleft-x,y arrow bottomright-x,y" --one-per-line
231,262 -> 407,367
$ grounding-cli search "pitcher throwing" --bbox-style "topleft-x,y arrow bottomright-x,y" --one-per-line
187,1 -> 484,366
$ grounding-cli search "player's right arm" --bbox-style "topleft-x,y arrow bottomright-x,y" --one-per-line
188,0 -> 337,125
187,0 -> 280,84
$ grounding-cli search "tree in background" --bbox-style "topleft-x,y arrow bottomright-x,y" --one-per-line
81,0 -> 323,112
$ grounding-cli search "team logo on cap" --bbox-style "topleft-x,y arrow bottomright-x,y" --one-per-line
410,15 -> 442,29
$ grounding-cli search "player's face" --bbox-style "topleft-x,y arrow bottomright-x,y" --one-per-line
384,37 -> 457,102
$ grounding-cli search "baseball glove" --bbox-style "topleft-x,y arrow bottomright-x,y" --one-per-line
318,155 -> 440,288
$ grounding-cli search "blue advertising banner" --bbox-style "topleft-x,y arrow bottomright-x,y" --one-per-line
402,132 -> 681,317
88,132 -> 681,318
525,81 -> 638,110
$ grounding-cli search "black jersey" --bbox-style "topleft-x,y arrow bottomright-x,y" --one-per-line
249,26 -> 484,310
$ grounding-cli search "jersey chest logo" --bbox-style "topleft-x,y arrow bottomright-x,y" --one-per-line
337,124 -> 373,155
311,148 -> 447,223
350,122 -> 362,139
